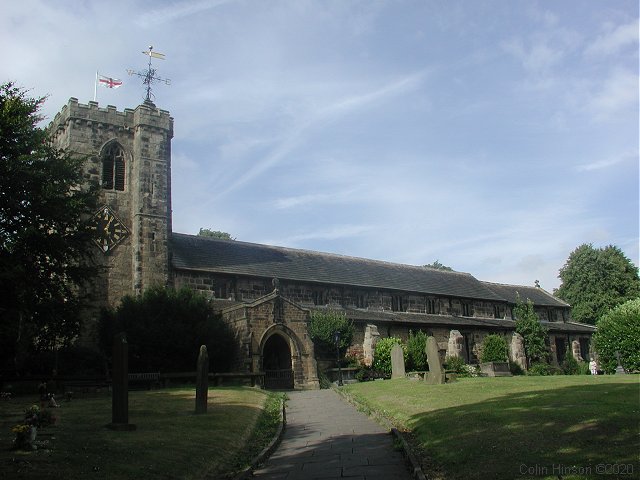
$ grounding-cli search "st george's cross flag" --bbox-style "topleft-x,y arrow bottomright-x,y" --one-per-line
98,75 -> 123,88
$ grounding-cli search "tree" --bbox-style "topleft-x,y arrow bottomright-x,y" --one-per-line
555,244 -> 640,325
308,310 -> 354,356
513,295 -> 548,367
424,260 -> 453,271
99,286 -> 235,372
593,298 -> 640,374
198,228 -> 235,240
0,83 -> 99,373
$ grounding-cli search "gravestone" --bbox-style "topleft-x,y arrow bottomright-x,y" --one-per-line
195,345 -> 209,414
108,332 -> 136,430
446,330 -> 464,358
362,324 -> 380,367
615,351 -> 627,375
390,344 -> 405,379
425,336 -> 445,384
571,340 -> 583,362
510,333 -> 527,371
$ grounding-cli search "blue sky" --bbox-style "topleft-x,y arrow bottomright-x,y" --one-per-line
2,0 -> 638,291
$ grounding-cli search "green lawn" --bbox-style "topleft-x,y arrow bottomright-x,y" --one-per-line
1,387 -> 280,479
343,375 -> 640,480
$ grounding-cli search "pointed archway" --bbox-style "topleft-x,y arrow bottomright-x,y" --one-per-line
262,333 -> 294,389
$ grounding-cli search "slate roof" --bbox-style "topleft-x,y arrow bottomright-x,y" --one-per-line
318,307 -> 595,333
482,281 -> 570,308
171,233 -> 505,301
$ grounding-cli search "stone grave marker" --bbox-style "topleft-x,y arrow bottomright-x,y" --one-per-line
425,336 -> 445,385
446,330 -> 464,359
195,345 -> 209,414
390,343 -> 405,379
108,332 -> 136,430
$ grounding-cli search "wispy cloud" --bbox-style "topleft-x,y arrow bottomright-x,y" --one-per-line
584,19 -> 639,57
588,69 -> 639,120
210,71 -> 428,198
577,151 -> 638,172
137,0 -> 234,27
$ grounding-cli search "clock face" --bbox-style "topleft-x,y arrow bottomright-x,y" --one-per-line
93,206 -> 130,253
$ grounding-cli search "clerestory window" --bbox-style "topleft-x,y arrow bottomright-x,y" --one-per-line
101,143 -> 125,191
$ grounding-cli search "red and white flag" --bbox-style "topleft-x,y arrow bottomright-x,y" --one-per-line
98,75 -> 123,89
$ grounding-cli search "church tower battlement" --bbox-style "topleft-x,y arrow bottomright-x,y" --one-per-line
50,98 -> 174,308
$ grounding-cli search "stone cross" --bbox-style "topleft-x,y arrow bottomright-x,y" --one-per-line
195,345 -> 209,414
425,336 -> 445,384
108,332 -> 135,430
615,351 -> 626,375
390,343 -> 405,379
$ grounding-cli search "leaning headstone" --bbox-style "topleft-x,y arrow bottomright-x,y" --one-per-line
195,345 -> 209,414
108,332 -> 136,430
509,333 -> 527,371
390,344 -> 405,379
446,330 -> 464,358
425,336 -> 445,385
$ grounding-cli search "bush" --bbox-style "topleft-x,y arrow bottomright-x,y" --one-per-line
444,355 -> 468,376
372,337 -> 405,376
480,334 -> 509,363
509,362 -> 525,376
527,363 -> 552,376
308,310 -> 354,357
561,354 -> 580,375
593,298 -> 640,374
406,330 -> 428,371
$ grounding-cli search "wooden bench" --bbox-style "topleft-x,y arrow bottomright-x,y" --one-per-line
128,372 -> 161,389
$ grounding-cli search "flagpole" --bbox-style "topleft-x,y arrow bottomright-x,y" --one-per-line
94,70 -> 98,102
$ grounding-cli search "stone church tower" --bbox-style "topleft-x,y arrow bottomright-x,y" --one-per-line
50,99 -> 173,310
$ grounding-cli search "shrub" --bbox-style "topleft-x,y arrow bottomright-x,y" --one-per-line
406,330 -> 428,371
480,334 -> 509,363
444,355 -> 467,376
308,310 -> 354,357
514,295 -> 549,366
509,362 -> 525,376
593,298 -> 640,374
561,354 -> 580,375
372,337 -> 405,376
527,363 -> 552,376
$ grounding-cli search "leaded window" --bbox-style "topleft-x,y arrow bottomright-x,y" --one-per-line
102,143 -> 125,191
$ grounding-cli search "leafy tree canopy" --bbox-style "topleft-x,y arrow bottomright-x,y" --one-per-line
99,286 -> 235,372
555,244 -> 640,325
424,260 -> 453,271
0,82 -> 99,373
593,298 -> 640,374
513,295 -> 548,367
308,310 -> 354,356
198,228 -> 235,240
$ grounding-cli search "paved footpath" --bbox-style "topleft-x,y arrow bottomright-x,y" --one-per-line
253,389 -> 413,480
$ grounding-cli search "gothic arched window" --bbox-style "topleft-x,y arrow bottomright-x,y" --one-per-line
101,143 -> 125,191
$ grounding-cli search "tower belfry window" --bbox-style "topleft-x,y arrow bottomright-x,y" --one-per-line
102,143 -> 125,191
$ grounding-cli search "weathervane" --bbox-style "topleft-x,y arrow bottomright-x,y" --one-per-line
127,46 -> 171,105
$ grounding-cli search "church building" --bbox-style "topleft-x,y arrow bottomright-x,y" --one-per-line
50,98 -> 596,389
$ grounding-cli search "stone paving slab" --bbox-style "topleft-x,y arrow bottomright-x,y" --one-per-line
253,389 -> 412,480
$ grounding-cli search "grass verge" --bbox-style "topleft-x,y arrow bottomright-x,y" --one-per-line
343,375 -> 639,480
1,386 -> 277,479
